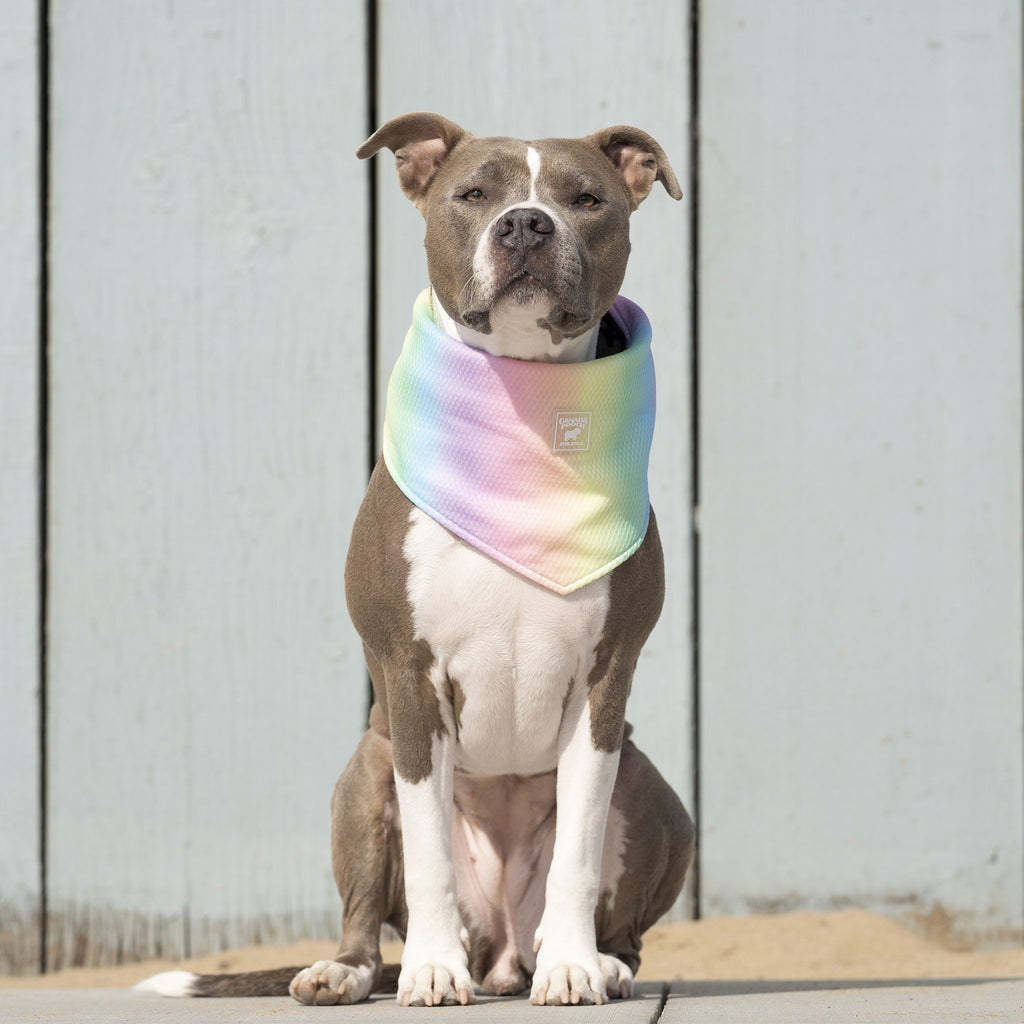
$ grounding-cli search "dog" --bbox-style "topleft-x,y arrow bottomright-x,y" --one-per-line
137,112 -> 694,1008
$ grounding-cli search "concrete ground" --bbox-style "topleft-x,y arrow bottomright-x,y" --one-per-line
2,979 -> 1023,1023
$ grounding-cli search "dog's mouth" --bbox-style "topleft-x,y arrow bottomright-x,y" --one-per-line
462,271 -> 592,336
496,270 -> 557,307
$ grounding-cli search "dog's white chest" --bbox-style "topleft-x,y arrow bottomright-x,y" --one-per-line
403,508 -> 610,776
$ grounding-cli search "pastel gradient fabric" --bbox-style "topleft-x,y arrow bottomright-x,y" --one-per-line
382,290 -> 656,594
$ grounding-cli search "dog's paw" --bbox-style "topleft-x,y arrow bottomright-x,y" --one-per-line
397,956 -> 474,1007
598,954 -> 634,1000
289,960 -> 375,1005
529,952 -> 606,1006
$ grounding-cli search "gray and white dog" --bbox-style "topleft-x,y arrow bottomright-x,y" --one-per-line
139,112 -> 693,1008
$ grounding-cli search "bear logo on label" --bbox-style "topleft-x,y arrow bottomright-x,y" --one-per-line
552,411 -> 592,453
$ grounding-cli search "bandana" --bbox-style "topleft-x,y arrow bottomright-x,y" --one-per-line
382,290 -> 655,594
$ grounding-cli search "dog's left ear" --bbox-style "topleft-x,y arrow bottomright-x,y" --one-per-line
357,112 -> 470,210
587,126 -> 682,208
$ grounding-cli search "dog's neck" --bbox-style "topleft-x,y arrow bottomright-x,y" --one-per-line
431,292 -> 601,364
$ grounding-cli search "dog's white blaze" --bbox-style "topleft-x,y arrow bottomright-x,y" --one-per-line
526,146 -> 542,202
403,508 -> 610,776
134,971 -> 198,997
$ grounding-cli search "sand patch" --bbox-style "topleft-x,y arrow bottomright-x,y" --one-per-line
2,911 -> 1021,990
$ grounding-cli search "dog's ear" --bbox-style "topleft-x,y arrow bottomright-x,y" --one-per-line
357,112 -> 470,209
586,126 -> 682,208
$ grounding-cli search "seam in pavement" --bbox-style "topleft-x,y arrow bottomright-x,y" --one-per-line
653,982 -> 670,1021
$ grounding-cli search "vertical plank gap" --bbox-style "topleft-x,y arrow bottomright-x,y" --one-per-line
36,0 -> 51,974
687,0 -> 702,922
1019,0 -> 1024,950
364,0 -> 379,727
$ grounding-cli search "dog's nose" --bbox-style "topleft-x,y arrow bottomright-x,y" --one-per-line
495,207 -> 554,251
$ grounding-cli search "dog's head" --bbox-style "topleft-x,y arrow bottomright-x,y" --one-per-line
358,113 -> 680,354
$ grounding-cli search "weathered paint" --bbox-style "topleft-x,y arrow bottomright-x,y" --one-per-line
43,0 -> 369,967
0,0 -> 42,976
698,0 -> 1024,945
1,0 -> 1022,974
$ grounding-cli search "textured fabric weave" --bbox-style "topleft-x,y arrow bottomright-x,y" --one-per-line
383,289 -> 655,594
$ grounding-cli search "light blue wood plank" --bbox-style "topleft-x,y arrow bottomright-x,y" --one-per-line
375,0 -> 693,918
47,0 -> 369,965
699,0 -> 1023,943
0,0 -> 42,976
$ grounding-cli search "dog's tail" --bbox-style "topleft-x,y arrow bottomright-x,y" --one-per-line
135,963 -> 401,998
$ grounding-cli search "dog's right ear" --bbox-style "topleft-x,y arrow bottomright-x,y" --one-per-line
357,112 -> 470,210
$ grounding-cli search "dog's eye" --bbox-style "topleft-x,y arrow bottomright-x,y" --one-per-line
576,193 -> 600,208
461,189 -> 485,202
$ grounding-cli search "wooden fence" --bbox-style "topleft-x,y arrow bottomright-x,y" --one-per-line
1,0 -> 1021,973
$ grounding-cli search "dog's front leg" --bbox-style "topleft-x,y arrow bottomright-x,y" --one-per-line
530,694 -> 621,1006
392,724 -> 474,1007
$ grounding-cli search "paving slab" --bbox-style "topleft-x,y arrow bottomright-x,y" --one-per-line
2,979 -> 1023,1023
0,984 -> 667,1023
664,978 -> 1024,1023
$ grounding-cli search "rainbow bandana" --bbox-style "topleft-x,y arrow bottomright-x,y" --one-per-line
383,290 -> 656,594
